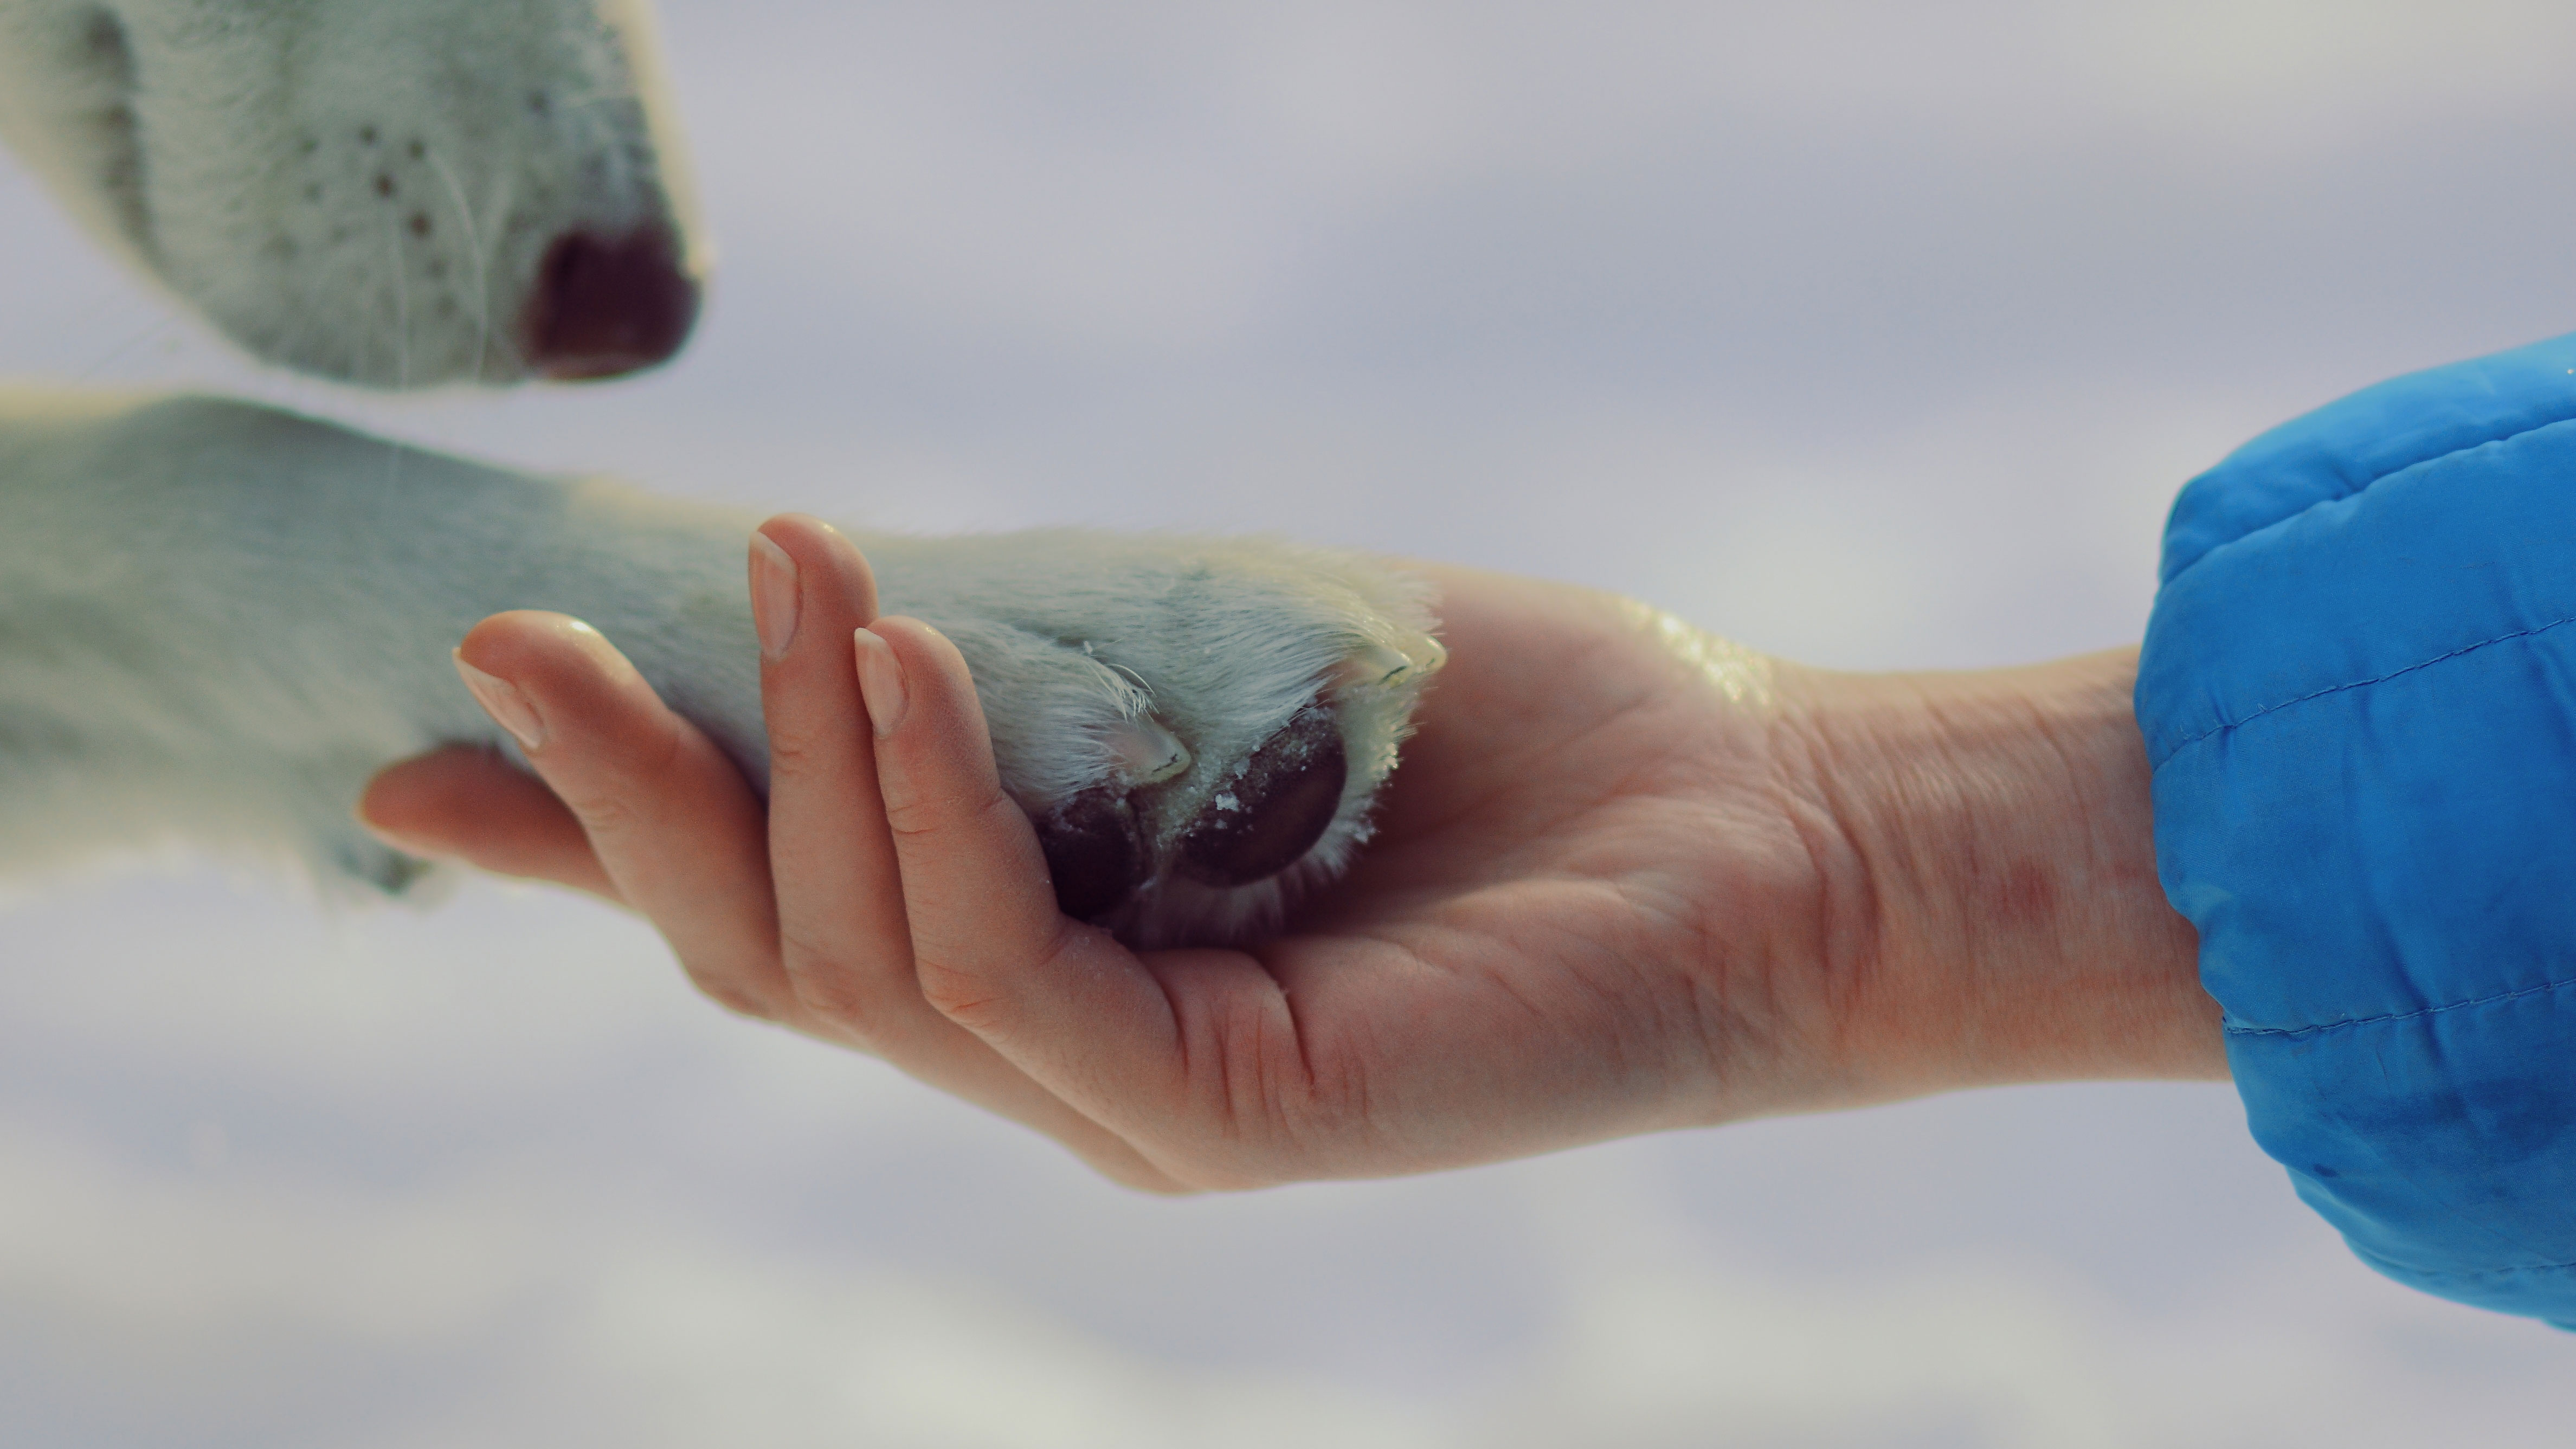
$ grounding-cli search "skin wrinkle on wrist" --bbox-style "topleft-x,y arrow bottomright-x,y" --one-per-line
1779,649 -> 2222,1103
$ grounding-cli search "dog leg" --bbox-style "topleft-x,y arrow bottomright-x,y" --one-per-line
0,390 -> 1441,945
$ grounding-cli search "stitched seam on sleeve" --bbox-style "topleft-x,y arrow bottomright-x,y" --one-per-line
2162,408 -> 2576,588
2150,612 -> 2576,769
2226,973 -> 2576,1040
2354,1245 -> 2576,1285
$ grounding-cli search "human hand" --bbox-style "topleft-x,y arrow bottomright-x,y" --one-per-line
362,517 -> 2222,1190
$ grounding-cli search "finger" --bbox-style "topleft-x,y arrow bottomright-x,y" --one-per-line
453,611 -> 791,1021
864,617 -> 1297,1178
752,530 -> 1191,1190
750,516 -> 912,1031
358,744 -> 621,900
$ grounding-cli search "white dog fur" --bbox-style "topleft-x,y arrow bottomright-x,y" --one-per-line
0,0 -> 704,385
0,0 -> 1445,946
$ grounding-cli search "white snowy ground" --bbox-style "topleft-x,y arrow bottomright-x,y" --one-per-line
5,3 -> 2575,1444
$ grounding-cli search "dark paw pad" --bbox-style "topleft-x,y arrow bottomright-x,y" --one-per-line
1034,787 -> 1150,919
1175,707 -> 1348,888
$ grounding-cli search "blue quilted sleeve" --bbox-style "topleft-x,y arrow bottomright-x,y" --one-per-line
2138,331 -> 2576,1325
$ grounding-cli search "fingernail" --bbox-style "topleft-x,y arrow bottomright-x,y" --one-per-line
854,628 -> 909,738
453,653 -> 548,751
749,530 -> 800,660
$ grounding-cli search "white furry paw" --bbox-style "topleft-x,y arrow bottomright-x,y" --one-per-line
872,532 -> 1444,947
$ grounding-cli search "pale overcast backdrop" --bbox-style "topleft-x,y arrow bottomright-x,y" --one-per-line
6,3 -> 2576,1445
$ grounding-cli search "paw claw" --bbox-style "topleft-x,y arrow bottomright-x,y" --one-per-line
1339,633 -> 1448,690
1106,715 -> 1192,784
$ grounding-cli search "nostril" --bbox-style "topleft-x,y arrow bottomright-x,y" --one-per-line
1034,787 -> 1151,920
1175,708 -> 1349,889
521,226 -> 700,379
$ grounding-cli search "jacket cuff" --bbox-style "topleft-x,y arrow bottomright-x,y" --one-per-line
2139,331 -> 2576,1324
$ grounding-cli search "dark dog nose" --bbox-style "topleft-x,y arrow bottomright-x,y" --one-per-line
521,226 -> 700,379
1175,708 -> 1348,888
1035,788 -> 1151,920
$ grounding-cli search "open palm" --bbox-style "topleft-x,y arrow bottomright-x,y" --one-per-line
366,520 -> 1842,1190
369,517 -> 2216,1191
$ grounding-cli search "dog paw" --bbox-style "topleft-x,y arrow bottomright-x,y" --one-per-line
873,531 -> 1444,947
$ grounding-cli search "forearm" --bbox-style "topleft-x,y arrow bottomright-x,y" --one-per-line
1782,648 -> 2225,1103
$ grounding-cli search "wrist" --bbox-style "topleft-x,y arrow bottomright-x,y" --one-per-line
1777,648 -> 2225,1103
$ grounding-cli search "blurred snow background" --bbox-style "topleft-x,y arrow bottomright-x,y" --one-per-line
6,1 -> 2576,1444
